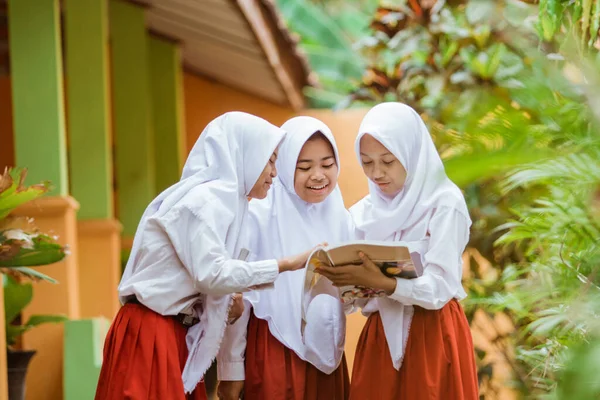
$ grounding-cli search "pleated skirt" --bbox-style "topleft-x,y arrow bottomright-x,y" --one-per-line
244,313 -> 350,400
349,299 -> 479,400
95,303 -> 208,400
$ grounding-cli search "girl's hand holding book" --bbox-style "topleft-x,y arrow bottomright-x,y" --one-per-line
316,252 -> 397,295
278,243 -> 327,273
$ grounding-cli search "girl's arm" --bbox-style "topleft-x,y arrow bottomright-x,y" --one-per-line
317,208 -> 469,310
152,205 -> 302,296
387,208 -> 469,310
217,298 -> 252,381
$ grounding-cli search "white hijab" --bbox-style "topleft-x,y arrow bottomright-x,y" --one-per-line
350,102 -> 470,370
245,116 -> 351,373
119,112 -> 285,393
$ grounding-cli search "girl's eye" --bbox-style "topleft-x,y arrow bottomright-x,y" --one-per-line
297,167 -> 310,171
323,163 -> 335,169
362,160 -> 372,165
383,160 -> 395,165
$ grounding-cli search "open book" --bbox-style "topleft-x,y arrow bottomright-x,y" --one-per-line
303,241 -> 422,303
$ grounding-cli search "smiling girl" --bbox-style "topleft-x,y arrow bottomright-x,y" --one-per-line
217,116 -> 351,400
317,103 -> 479,400
95,112 -> 312,400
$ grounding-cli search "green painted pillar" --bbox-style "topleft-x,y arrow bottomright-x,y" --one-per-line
64,318 -> 110,400
8,0 -> 68,195
149,34 -> 186,194
65,0 -> 113,219
110,0 -> 155,236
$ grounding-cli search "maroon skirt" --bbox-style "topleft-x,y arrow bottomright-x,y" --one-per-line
95,303 -> 207,400
349,300 -> 479,400
244,313 -> 350,400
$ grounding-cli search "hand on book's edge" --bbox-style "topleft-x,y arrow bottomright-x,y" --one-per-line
316,252 -> 397,295
278,243 -> 327,273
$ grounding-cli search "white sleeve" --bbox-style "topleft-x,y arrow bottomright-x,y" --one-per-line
217,299 -> 251,381
388,209 -> 469,310
155,206 -> 279,296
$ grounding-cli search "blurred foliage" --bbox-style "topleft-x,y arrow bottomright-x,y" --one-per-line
276,0 -> 377,107
280,0 -> 600,398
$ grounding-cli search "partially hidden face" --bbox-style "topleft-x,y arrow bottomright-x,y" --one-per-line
294,133 -> 338,203
248,149 -> 278,199
359,134 -> 407,196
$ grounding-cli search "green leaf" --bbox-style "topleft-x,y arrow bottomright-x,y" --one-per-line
3,275 -> 32,325
487,43 -> 507,79
277,0 -> 354,52
556,338 -> 600,399
465,0 -> 496,26
589,0 -> 600,47
23,314 -> 68,328
0,169 -> 49,219
0,233 -> 67,267
582,0 -> 593,48
3,267 -> 58,284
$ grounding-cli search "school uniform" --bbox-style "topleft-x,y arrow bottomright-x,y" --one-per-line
95,112 -> 285,399
347,103 -> 479,400
218,117 -> 351,400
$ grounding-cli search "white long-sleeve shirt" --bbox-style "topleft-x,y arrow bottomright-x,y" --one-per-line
118,203 -> 280,317
357,208 -> 468,315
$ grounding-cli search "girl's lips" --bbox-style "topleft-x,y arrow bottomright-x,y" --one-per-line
307,183 -> 329,194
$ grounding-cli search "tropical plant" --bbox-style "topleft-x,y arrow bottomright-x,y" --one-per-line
0,168 -> 68,282
340,0 -> 539,118
1,167 -> 69,356
276,0 -> 376,107
333,0 -> 600,398
3,274 -> 67,347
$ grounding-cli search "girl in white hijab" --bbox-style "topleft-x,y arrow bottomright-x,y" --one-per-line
317,103 -> 479,400
217,116 -> 351,400
95,112 -> 312,400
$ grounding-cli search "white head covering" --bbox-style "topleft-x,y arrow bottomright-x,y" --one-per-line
245,116 -> 351,373
352,102 -> 470,239
350,102 -> 470,370
119,112 -> 285,393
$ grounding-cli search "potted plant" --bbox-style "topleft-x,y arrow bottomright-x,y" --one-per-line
0,168 -> 69,400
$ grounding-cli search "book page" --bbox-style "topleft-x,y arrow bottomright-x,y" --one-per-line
302,241 -> 421,309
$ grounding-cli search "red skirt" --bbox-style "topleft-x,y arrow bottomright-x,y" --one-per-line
95,303 -> 207,400
349,300 -> 479,400
244,313 -> 350,400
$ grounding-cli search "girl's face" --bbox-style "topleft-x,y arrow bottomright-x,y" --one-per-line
248,150 -> 278,199
359,134 -> 407,196
294,134 -> 338,203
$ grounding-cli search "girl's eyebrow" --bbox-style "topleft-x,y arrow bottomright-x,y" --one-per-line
360,152 -> 392,157
298,155 -> 335,163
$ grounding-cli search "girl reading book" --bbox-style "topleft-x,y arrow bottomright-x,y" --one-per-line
217,116 -> 352,400
317,103 -> 479,399
95,112 -> 312,400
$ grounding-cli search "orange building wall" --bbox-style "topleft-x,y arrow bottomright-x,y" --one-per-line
183,72 -> 293,150
0,76 -> 14,169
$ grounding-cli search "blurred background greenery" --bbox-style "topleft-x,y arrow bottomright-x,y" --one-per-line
277,0 -> 600,398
